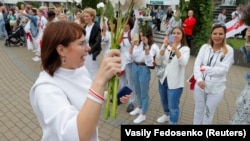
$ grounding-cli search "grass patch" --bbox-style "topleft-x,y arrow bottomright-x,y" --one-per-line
227,38 -> 246,50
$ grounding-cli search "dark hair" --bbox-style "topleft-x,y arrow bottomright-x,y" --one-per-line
171,26 -> 188,47
146,25 -> 154,47
31,8 -> 37,15
127,17 -> 134,29
9,8 -> 15,14
41,21 -> 86,76
107,18 -> 117,32
47,10 -> 56,22
75,9 -> 82,14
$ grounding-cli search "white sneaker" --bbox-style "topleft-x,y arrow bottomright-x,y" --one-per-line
32,56 -> 41,62
130,107 -> 141,116
133,114 -> 146,124
157,114 -> 169,123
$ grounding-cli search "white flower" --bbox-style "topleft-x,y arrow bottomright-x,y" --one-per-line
109,0 -> 126,7
185,0 -> 190,2
97,2 -> 105,9
109,0 -> 128,10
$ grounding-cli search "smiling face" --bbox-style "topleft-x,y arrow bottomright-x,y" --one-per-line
83,12 -> 94,24
211,27 -> 225,46
58,35 -> 91,69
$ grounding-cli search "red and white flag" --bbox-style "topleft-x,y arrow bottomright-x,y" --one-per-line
225,18 -> 247,38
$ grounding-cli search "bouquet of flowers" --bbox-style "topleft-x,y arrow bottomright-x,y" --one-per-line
102,0 -> 146,120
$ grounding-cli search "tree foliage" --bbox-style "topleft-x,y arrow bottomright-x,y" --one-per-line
236,0 -> 249,5
180,0 -> 214,55
81,0 -> 100,10
16,2 -> 24,10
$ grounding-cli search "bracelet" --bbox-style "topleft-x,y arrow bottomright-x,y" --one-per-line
87,94 -> 103,105
89,88 -> 105,101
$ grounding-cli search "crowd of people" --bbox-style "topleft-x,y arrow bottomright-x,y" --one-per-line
1,2 -> 249,141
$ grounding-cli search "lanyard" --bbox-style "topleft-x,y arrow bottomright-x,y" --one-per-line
168,46 -> 183,62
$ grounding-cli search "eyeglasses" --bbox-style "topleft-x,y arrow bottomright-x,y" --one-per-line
81,40 -> 89,47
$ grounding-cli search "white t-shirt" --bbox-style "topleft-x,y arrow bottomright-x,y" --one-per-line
85,23 -> 94,43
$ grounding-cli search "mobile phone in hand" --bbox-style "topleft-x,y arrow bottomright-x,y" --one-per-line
117,86 -> 132,105
133,33 -> 139,41
168,34 -> 175,43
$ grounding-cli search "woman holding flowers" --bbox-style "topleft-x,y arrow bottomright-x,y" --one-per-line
128,25 -> 159,123
30,21 -> 130,141
193,24 -> 234,124
155,27 -> 190,124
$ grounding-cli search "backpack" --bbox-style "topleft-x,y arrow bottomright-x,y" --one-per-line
128,30 -> 132,42
123,30 -> 132,42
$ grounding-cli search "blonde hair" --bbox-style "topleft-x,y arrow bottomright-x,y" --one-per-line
208,24 -> 228,57
58,13 -> 68,21
55,7 -> 62,16
83,7 -> 96,21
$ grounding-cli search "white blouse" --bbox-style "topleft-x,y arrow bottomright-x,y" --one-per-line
128,42 -> 159,67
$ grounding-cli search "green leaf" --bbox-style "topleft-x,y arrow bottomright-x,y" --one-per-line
105,1 -> 114,21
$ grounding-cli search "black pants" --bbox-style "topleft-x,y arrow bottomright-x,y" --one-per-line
185,34 -> 192,48
5,23 -> 12,36
156,18 -> 161,31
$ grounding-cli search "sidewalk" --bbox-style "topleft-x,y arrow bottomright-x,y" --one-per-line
0,40 -> 249,141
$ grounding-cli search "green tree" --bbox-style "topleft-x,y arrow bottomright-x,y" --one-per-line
16,2 -> 24,10
81,0 -> 100,10
180,0 -> 214,55
29,1 -> 40,8
236,0 -> 249,5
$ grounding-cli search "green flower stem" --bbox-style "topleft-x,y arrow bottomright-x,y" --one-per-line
111,75 -> 119,118
104,77 -> 112,120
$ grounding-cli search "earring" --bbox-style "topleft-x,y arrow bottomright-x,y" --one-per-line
62,56 -> 66,64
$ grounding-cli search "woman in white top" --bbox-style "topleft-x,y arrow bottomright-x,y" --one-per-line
217,8 -> 227,25
155,27 -> 190,124
193,24 -> 234,124
100,18 -> 111,56
83,8 -> 102,80
30,21 -> 129,141
128,25 -> 159,124
32,8 -> 48,62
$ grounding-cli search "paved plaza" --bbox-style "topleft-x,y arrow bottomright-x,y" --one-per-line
0,39 -> 249,141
